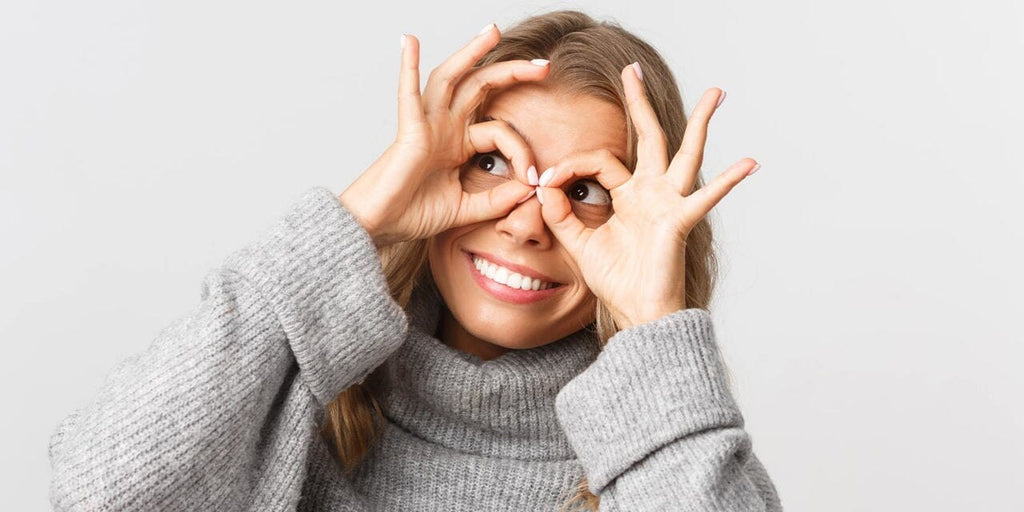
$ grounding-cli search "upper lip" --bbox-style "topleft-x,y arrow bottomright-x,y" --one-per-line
465,249 -> 562,285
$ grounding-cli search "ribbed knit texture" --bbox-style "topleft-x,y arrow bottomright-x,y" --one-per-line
48,186 -> 782,511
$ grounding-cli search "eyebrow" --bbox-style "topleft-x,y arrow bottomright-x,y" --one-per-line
481,115 -> 535,148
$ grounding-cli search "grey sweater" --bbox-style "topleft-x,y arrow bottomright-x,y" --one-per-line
48,186 -> 782,511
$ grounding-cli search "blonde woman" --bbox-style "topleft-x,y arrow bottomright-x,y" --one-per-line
49,10 -> 781,512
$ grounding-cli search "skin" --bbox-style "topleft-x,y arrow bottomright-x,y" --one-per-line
427,84 -> 628,361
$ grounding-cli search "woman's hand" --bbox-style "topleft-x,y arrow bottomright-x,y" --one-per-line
339,25 -> 549,247
537,63 -> 760,329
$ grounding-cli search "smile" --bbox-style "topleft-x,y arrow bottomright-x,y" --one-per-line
463,250 -> 566,305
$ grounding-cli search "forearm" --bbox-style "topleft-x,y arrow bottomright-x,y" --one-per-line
555,308 -> 782,510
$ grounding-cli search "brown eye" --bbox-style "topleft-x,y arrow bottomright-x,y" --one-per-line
473,152 -> 512,178
568,180 -> 611,205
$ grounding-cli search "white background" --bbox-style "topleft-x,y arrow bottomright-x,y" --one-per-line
2,0 -> 1022,510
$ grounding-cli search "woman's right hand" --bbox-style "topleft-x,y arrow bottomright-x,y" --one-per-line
339,25 -> 550,247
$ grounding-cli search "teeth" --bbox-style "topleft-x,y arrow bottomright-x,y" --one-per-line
473,255 -> 556,291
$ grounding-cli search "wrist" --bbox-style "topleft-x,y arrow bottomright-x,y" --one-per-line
611,301 -> 686,330
337,190 -> 388,247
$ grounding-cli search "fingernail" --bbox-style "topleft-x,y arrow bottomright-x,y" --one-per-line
746,163 -> 761,176
516,188 -> 536,204
400,34 -> 407,49
632,61 -> 643,81
536,187 -> 545,205
530,58 -> 550,66
716,89 -> 727,108
538,166 -> 554,187
527,165 -> 539,186
478,23 -> 495,36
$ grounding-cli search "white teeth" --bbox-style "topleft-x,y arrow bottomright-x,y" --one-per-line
507,273 -> 522,289
472,255 -> 556,291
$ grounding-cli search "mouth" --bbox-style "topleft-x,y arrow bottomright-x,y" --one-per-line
462,249 -> 567,304
464,249 -> 564,287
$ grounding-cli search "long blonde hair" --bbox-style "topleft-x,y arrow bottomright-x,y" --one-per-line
321,9 -> 723,511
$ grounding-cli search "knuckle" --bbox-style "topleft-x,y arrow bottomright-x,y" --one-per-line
487,118 -> 511,132
597,148 -> 617,161
466,74 -> 491,93
427,68 -> 452,86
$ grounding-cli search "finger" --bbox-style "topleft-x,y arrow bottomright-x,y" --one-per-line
667,87 -> 726,195
456,179 -> 536,227
397,34 -> 426,138
421,23 -> 501,115
537,185 -> 592,261
536,148 -> 632,197
620,62 -> 669,175
463,119 -> 536,183
681,158 -> 758,225
449,59 -> 551,120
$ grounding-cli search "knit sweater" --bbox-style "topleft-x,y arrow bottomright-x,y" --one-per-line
48,186 -> 783,511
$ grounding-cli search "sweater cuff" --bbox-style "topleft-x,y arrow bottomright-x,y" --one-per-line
554,308 -> 744,495
223,186 -> 409,406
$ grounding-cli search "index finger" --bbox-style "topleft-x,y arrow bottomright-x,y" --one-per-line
449,59 -> 551,119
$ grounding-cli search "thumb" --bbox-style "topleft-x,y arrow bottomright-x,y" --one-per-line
538,186 -> 589,257
458,180 -> 536,225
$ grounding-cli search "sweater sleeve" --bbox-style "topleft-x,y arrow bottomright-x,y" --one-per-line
554,308 -> 783,511
48,186 -> 408,511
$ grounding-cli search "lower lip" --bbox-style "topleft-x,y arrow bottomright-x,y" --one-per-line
464,251 -> 566,305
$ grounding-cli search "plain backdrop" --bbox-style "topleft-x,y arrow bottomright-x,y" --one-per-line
3,0 -> 1022,510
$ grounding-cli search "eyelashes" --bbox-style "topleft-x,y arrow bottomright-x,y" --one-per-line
470,152 -> 612,207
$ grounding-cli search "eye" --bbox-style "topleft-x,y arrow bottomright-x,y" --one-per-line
568,179 -> 611,206
472,152 -> 512,178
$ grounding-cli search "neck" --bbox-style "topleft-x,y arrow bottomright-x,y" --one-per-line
437,305 -> 510,362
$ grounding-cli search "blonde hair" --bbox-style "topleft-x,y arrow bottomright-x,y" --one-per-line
321,9 -> 724,511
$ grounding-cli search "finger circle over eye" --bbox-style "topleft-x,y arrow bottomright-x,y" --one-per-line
449,60 -> 551,120
463,120 -> 536,182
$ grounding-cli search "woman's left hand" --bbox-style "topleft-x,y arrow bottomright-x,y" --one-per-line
536,63 -> 760,329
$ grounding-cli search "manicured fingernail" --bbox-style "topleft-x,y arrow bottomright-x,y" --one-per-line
516,188 -> 536,204
746,163 -> 761,176
530,58 -> 550,66
536,187 -> 545,205
400,34 -> 407,49
478,23 -> 495,36
632,61 -> 643,81
716,89 -> 727,108
527,165 -> 539,186
538,166 -> 555,187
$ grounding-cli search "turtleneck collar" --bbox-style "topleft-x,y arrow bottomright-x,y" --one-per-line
378,279 -> 602,461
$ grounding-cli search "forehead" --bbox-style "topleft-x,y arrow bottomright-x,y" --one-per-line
480,84 -> 628,167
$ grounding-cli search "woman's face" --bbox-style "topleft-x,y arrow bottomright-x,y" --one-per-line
427,83 -> 628,360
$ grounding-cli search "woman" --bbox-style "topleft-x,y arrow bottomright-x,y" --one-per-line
49,10 -> 780,511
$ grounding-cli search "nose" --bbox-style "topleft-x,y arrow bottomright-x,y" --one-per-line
494,191 -> 553,249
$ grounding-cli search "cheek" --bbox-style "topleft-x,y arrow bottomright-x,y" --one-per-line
426,226 -> 474,276
426,233 -> 454,276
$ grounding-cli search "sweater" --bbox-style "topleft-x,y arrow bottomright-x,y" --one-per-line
48,186 -> 783,511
